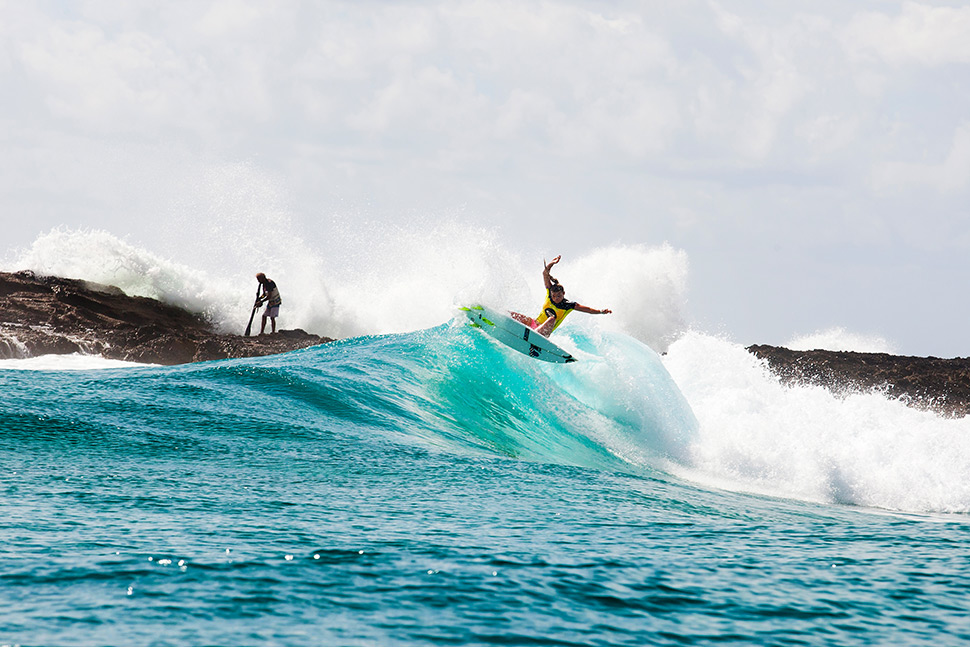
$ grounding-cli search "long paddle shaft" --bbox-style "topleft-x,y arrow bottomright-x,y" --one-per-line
244,285 -> 261,336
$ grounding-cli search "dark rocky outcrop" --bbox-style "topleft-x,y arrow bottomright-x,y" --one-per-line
0,271 -> 332,365
748,344 -> 970,418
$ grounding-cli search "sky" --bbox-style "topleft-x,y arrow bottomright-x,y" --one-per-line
1,0 -> 969,356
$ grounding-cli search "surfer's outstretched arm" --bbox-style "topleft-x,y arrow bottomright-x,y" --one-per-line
574,304 -> 612,315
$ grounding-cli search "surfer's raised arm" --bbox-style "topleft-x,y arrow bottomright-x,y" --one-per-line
542,255 -> 561,290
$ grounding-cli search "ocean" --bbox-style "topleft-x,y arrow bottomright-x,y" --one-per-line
3,230 -> 970,646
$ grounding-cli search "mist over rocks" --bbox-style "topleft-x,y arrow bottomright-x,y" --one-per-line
748,344 -> 970,418
0,271 -> 331,365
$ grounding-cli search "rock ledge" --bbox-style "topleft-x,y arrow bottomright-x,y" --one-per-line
748,344 -> 970,418
0,271 -> 332,365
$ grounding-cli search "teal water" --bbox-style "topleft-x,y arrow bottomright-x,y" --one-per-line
3,322 -> 970,646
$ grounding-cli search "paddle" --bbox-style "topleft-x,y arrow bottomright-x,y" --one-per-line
244,285 -> 261,337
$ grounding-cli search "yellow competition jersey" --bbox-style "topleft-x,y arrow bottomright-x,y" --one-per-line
535,290 -> 576,333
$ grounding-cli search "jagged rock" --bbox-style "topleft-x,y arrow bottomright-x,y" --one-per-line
0,271 -> 332,365
748,344 -> 970,418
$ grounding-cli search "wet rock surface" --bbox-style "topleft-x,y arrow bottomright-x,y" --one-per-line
0,271 -> 332,365
748,344 -> 970,418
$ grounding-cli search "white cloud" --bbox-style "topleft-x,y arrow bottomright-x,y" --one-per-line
845,1 -> 970,66
872,122 -> 970,194
2,0 -> 970,355
793,114 -> 861,160
19,24 -> 177,126
196,0 -> 265,38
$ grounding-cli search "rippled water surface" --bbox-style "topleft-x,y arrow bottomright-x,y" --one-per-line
3,327 -> 970,646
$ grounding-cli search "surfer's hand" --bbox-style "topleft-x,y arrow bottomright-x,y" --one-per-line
546,255 -> 561,269
601,309 -> 612,315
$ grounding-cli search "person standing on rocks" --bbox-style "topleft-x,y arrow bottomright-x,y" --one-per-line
255,273 -> 282,335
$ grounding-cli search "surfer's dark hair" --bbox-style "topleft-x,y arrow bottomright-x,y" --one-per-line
550,279 -> 565,293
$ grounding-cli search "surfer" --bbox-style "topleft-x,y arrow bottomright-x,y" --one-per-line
255,272 -> 282,335
511,256 -> 612,337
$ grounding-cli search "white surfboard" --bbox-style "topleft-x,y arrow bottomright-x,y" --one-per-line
461,305 -> 577,364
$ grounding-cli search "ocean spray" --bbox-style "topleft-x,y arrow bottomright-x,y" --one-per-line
663,331 -> 970,513
3,224 -> 691,350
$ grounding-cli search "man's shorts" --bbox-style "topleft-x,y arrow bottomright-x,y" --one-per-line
264,306 -> 280,318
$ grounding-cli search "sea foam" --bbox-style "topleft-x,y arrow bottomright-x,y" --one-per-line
662,331 -> 970,513
3,226 -> 690,350
787,327 -> 898,354
0,353 -> 155,370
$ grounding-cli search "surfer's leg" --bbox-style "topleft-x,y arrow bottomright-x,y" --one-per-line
536,315 -> 556,337
510,312 -> 537,328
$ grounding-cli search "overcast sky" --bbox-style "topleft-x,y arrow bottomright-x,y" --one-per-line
2,1 -> 968,356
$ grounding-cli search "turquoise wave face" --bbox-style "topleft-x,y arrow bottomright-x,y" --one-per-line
5,321 -> 698,477
270,321 -> 699,474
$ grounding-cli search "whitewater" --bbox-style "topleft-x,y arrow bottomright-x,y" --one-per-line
3,227 -> 970,646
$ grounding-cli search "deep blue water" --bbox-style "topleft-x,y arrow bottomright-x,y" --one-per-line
3,323 -> 970,646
